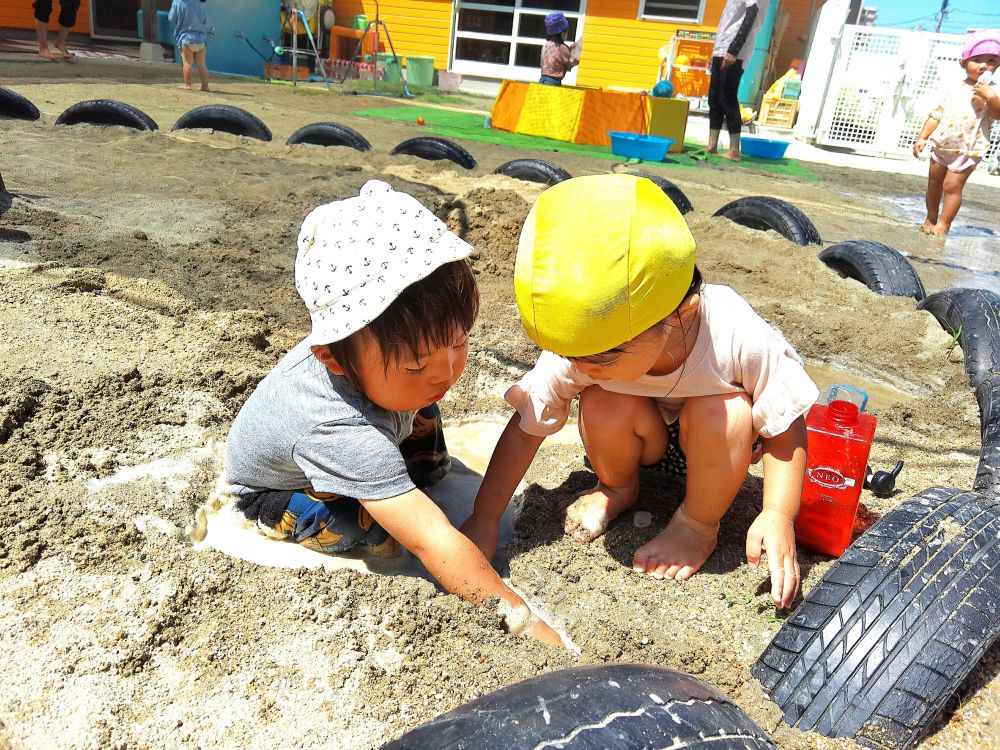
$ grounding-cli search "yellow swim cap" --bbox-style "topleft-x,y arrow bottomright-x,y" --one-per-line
514,174 -> 695,357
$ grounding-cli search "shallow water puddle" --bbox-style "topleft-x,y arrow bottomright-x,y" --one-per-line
804,361 -> 913,410
879,193 -> 999,294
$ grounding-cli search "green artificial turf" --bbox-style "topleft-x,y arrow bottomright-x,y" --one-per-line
350,104 -> 819,180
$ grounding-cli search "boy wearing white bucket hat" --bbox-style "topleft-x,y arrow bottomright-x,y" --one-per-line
224,180 -> 562,645
461,175 -> 817,609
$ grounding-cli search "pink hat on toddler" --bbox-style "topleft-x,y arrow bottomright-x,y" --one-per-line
960,29 -> 1000,64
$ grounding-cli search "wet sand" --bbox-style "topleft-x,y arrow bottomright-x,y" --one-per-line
0,56 -> 997,750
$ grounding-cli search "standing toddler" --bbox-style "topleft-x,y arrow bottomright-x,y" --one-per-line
169,0 -> 211,91
913,29 -> 1000,235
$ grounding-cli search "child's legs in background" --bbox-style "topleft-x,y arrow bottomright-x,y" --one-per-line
562,388 -> 668,542
180,44 -> 194,88
192,45 -> 210,91
937,161 -> 976,235
633,392 -> 753,580
922,156 -> 947,230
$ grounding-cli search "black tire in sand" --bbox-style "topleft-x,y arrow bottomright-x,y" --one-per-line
286,122 -> 371,151
713,196 -> 821,245
918,287 -> 1000,388
493,158 -> 571,185
0,87 -> 41,121
752,487 -> 1000,750
975,374 -> 1000,498
627,170 -> 694,214
818,240 -> 926,301
389,136 -> 477,169
172,104 -> 272,141
381,664 -> 777,750
55,100 -> 158,131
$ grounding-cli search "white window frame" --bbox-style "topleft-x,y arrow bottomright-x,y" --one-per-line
449,1 -> 587,84
638,0 -> 707,24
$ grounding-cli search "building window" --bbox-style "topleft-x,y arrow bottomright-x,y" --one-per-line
451,0 -> 584,81
639,0 -> 705,23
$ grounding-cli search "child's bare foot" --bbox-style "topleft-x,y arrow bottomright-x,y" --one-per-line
929,222 -> 949,236
632,505 -> 719,580
200,86 -> 211,92
561,482 -> 638,542
920,219 -> 937,234
178,84 -> 193,90
38,49 -> 57,61
56,44 -> 72,60
722,151 -> 741,162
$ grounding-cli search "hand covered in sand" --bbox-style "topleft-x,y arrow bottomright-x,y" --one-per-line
459,513 -> 500,561
561,482 -> 638,543
746,508 -> 800,609
526,618 -> 565,647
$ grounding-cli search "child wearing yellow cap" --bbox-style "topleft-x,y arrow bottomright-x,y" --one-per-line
461,174 -> 818,609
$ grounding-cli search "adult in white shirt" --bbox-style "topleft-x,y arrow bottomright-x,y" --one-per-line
707,0 -> 769,160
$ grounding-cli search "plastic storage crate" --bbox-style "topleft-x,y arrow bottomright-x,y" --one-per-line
760,99 -> 798,128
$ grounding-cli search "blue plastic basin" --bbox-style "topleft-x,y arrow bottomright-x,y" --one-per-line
607,131 -> 674,161
740,136 -> 790,159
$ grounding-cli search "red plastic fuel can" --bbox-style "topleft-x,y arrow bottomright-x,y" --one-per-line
795,400 -> 877,556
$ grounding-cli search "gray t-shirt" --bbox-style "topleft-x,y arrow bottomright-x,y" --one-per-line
224,340 -> 416,500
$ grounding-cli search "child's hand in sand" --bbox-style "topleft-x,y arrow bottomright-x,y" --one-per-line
561,482 -> 638,543
632,504 -> 719,580
459,513 -> 500,561
746,508 -> 800,609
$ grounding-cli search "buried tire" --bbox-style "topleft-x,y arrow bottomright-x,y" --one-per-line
818,240 -> 926,301
55,99 -> 158,131
389,136 -> 477,169
627,170 -> 694,214
0,87 -> 41,121
752,487 -> 1000,750
917,287 -> 1000,388
713,196 -> 821,245
975,374 -> 1000,498
286,122 -> 371,151
172,104 -> 272,141
381,664 -> 776,750
493,158 -> 571,185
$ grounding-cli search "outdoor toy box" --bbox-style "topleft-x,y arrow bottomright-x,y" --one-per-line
795,400 -> 877,557
607,132 -> 674,161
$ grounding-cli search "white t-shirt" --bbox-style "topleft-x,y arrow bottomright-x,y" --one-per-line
712,0 -> 768,65
506,284 -> 818,440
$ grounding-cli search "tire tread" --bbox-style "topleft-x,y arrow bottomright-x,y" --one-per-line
752,488 -> 1000,750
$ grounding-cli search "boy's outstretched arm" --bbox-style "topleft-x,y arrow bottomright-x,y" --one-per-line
460,413 -> 546,560
363,487 -> 563,646
747,416 -> 807,609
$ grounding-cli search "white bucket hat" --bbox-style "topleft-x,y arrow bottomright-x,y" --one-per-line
295,180 -> 475,346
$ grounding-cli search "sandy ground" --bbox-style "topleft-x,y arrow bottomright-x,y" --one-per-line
1,57 -> 997,750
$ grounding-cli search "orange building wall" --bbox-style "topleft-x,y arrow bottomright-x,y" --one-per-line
575,0 -> 727,90
332,0 -> 452,68
1,0 -> 91,34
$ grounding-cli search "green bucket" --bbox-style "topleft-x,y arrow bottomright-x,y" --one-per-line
377,52 -> 402,83
351,14 -> 369,30
405,55 -> 435,87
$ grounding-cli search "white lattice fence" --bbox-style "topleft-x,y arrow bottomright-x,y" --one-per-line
816,26 -> 999,168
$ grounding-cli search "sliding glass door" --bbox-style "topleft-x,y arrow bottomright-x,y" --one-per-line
451,0 -> 585,83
